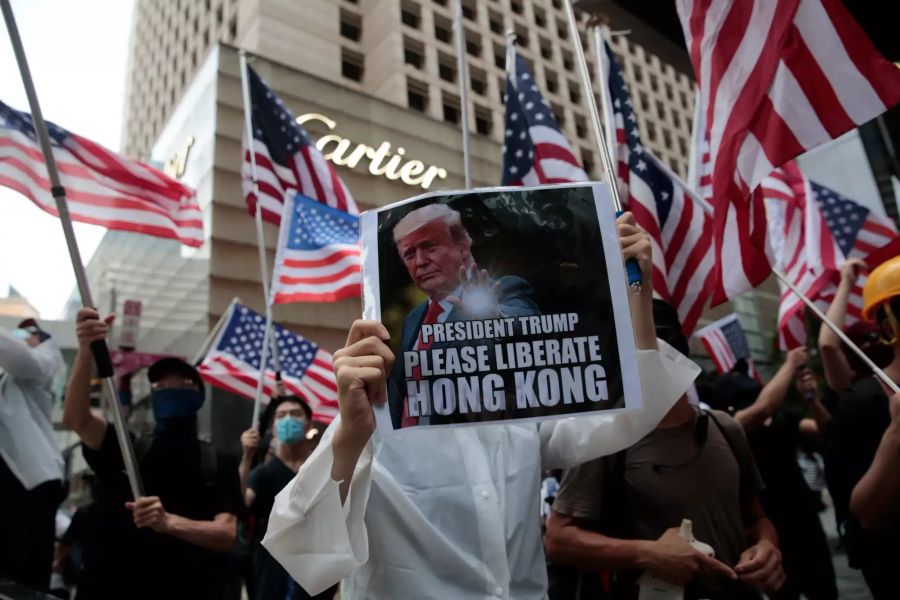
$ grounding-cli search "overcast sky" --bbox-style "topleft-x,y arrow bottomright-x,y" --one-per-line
0,0 -> 134,317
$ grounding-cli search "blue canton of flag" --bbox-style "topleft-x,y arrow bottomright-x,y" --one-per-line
500,51 -> 587,186
198,301 -> 339,420
271,192 -> 362,304
242,65 -> 358,225
810,182 -> 870,258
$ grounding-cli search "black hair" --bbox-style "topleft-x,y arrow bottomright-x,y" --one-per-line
652,299 -> 690,357
269,394 -> 313,421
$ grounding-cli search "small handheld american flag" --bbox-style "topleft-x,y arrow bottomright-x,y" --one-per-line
242,65 -> 358,225
0,99 -> 202,247
695,313 -> 758,378
271,192 -> 362,304
198,301 -> 338,421
500,50 -> 588,186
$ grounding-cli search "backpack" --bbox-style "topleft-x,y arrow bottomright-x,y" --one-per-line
547,410 -> 746,600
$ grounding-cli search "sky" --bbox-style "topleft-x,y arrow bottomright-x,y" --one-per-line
0,0 -> 134,317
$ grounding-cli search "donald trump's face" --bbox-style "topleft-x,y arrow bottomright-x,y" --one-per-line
396,220 -> 470,300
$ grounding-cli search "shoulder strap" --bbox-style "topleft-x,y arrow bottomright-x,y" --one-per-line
705,410 -> 745,499
598,448 -> 629,538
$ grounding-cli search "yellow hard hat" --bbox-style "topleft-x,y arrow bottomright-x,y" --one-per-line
862,255 -> 900,321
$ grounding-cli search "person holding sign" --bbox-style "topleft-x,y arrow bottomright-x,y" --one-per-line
388,203 -> 541,427
263,212 -> 702,599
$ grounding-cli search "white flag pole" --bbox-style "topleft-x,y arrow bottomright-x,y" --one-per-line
191,297 -> 240,365
773,267 -> 900,394
453,0 -> 472,188
1,0 -> 143,498
238,50 -> 283,428
563,0 -> 642,291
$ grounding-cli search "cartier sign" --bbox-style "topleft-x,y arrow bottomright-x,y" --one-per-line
297,113 -> 448,189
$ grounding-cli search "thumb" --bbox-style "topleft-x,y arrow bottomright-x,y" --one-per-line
104,315 -> 116,325
125,501 -> 135,511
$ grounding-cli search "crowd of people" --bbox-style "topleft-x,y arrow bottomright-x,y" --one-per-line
1,213 -> 899,599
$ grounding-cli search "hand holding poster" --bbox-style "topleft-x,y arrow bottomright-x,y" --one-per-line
359,183 -> 643,431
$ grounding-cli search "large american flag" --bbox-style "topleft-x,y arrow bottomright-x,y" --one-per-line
500,50 -> 588,185
242,65 -> 358,225
695,313 -> 757,377
271,191 -> 361,304
0,100 -> 202,247
198,301 -> 338,421
762,163 -> 899,348
677,0 -> 900,305
598,38 -> 714,334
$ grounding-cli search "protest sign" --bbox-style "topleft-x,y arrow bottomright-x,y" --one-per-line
359,182 -> 643,432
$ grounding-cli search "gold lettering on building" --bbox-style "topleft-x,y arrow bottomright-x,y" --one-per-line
297,113 -> 447,189
163,136 -> 193,178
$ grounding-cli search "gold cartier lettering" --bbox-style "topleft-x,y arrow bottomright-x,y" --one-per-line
297,113 -> 447,189
164,136 -> 193,178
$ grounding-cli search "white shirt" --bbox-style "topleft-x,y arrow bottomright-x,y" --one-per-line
0,332 -> 64,490
264,341 -> 699,599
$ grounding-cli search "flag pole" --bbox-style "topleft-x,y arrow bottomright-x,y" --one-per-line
191,297 -> 240,365
563,0 -> 642,292
1,0 -> 143,498
239,50 -> 283,428
453,0 -> 472,188
773,267 -> 900,394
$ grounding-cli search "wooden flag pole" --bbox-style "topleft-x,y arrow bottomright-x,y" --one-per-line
773,267 -> 900,394
1,0 -> 143,498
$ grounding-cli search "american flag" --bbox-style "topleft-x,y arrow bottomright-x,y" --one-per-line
501,49 -> 588,185
0,100 -> 202,247
242,65 -> 358,225
695,313 -> 758,377
271,191 -> 361,304
198,301 -> 338,421
677,0 -> 900,305
598,38 -> 714,334
762,163 -> 899,348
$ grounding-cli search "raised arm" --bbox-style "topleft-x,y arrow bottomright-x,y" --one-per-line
818,259 -> 865,391
239,428 -> 260,506
62,308 -> 112,450
850,391 -> 900,531
617,211 -> 656,351
735,348 -> 806,430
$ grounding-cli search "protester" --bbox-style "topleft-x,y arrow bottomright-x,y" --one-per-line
826,255 -> 900,599
63,309 -> 244,600
240,395 -> 336,600
54,474 -> 133,600
818,258 -> 892,392
724,349 -> 837,600
0,319 -> 65,591
261,213 -> 701,598
545,301 -> 784,600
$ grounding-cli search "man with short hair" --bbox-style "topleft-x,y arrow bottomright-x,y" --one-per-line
240,395 -> 334,600
545,301 -> 784,600
64,308 -> 244,600
0,318 -> 65,590
388,203 -> 541,427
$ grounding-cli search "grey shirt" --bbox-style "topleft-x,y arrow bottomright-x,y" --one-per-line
553,410 -> 764,595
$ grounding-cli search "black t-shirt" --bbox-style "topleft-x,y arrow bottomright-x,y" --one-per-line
61,503 -> 135,600
745,411 -> 818,523
82,424 -> 244,600
248,457 -> 322,600
825,376 -> 900,599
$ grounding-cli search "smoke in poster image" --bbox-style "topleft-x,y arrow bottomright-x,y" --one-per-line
359,183 -> 643,431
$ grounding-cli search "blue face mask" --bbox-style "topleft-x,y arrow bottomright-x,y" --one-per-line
11,328 -> 31,341
275,416 -> 307,445
151,388 -> 205,421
